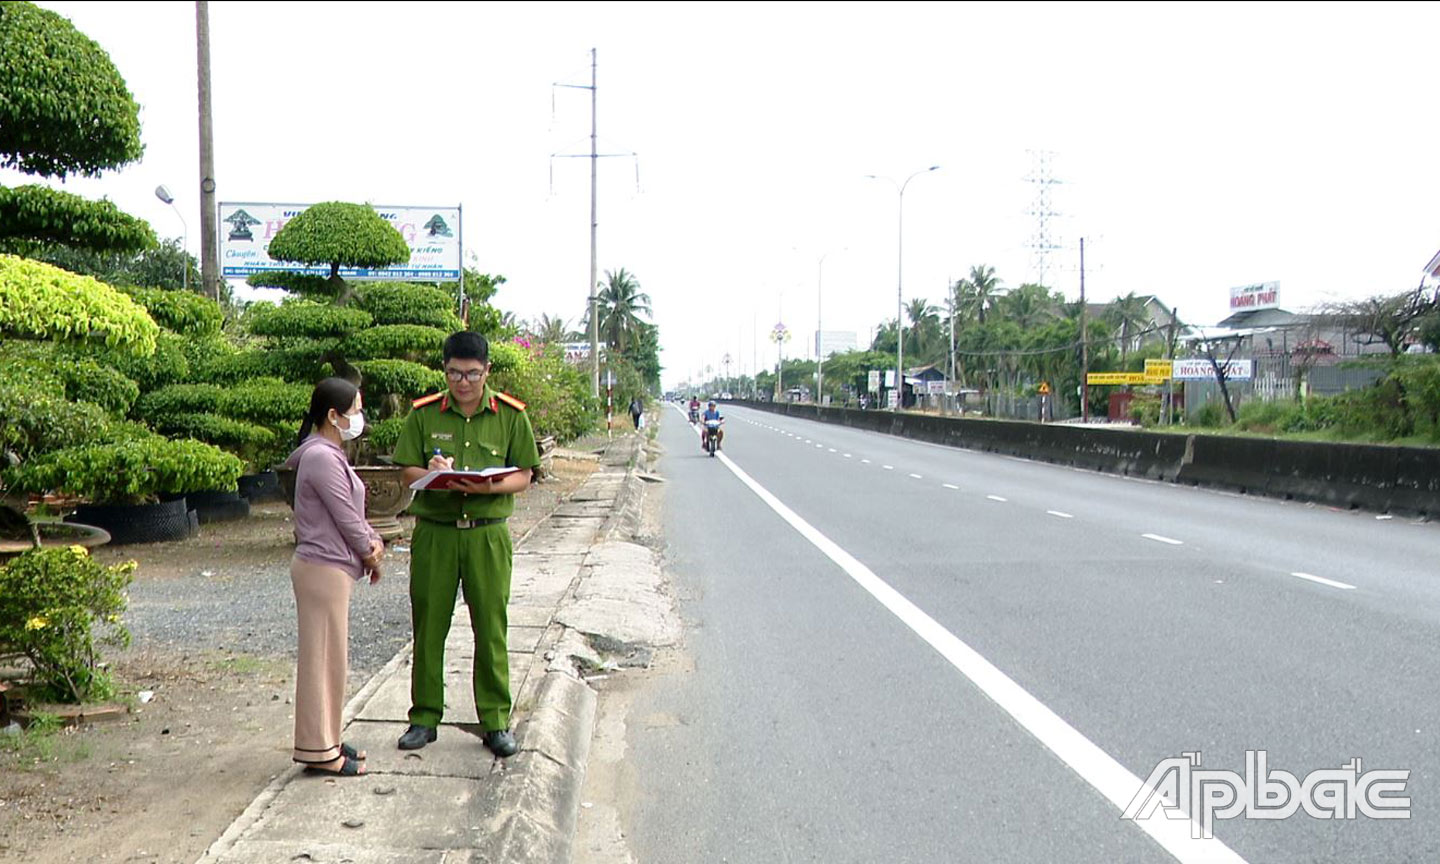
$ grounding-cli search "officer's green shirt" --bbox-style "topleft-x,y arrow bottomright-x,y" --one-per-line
394,387 -> 542,522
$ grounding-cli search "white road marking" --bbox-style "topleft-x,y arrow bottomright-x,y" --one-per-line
909,473 -> 923,480
829,448 -> 837,453
1047,510 -> 1074,519
987,495 -> 1007,502
942,483 -> 959,490
713,449 -> 1247,864
1142,533 -> 1184,546
861,459 -> 871,464
844,454 -> 853,459
883,465 -> 895,470
1291,572 -> 1357,591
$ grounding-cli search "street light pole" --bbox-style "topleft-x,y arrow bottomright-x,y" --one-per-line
868,166 -> 939,411
816,253 -> 827,403
154,185 -> 188,293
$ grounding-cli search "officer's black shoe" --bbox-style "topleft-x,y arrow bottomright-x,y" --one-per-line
482,729 -> 518,758
398,724 -> 437,750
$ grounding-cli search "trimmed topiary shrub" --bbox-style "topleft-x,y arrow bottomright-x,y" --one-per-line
5,435 -> 243,504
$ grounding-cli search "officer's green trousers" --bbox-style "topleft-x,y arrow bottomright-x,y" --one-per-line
408,520 -> 512,731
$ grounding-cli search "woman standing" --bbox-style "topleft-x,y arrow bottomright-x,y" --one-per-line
283,377 -> 383,776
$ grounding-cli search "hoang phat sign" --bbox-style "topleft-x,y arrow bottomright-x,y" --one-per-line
219,202 -> 462,282
1229,281 -> 1279,312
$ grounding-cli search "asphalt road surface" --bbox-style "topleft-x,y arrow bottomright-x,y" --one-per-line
621,404 -> 1440,863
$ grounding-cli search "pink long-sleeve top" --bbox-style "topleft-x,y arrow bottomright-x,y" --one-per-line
284,436 -> 379,580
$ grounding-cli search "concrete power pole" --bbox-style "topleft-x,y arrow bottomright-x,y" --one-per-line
195,1 -> 219,302
1079,237 -> 1089,423
587,49 -> 599,400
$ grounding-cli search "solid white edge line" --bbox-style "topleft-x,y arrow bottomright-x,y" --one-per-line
1142,533 -> 1184,546
713,448 -> 1246,864
1291,572 -> 1357,590
1047,510 -> 1075,519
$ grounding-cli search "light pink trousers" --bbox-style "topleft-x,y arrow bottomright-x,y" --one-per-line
290,556 -> 353,765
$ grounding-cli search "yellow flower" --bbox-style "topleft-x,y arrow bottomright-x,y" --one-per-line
69,545 -> 87,557
25,616 -> 48,632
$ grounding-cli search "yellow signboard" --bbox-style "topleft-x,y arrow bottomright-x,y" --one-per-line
1144,359 -> 1173,381
1087,372 -> 1150,385
1037,382 -> 1051,395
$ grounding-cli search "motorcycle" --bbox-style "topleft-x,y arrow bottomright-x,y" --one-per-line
689,407 -> 700,425
703,418 -> 722,457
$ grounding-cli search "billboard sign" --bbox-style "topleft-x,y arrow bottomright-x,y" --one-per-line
1229,281 -> 1279,312
1144,359 -> 1173,382
219,202 -> 462,282
867,370 -> 881,393
1173,359 -> 1253,381
561,342 -> 592,364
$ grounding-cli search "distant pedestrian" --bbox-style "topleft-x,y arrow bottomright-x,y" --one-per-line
283,376 -> 383,777
393,332 -> 542,758
629,396 -> 644,429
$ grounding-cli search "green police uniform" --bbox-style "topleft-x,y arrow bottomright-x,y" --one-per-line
394,387 -> 542,731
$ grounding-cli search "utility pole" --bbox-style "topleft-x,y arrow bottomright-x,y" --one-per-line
947,276 -> 956,414
195,1 -> 219,302
1080,237 -> 1089,423
1165,307 -> 1179,426
816,255 -> 825,403
587,49 -> 599,399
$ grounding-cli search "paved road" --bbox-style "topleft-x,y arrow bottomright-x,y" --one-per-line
619,404 -> 1440,863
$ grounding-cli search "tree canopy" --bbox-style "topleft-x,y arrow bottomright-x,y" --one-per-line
0,1 -> 144,178
267,202 -> 411,273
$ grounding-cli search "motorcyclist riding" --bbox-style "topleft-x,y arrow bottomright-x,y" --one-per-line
700,400 -> 724,452
688,396 -> 701,425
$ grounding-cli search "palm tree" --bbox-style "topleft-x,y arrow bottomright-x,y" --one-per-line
1106,292 -> 1152,361
905,298 -> 941,364
956,264 -> 1003,325
998,283 -> 1061,331
595,268 -> 652,354
532,313 -> 570,346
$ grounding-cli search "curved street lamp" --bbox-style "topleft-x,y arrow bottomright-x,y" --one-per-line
866,166 -> 939,410
154,185 -> 188,293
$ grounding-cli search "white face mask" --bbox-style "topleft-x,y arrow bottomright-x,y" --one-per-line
332,410 -> 365,441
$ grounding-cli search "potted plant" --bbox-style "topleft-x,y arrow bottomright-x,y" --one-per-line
4,434 -> 243,544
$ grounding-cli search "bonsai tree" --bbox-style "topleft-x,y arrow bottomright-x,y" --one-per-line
0,1 -> 154,258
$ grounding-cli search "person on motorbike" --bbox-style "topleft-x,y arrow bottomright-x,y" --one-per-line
688,397 -> 701,425
700,401 -> 724,452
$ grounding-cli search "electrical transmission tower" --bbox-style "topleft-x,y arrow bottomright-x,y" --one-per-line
1024,149 -> 1063,287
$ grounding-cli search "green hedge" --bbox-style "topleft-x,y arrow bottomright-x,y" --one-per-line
5,435 -> 243,504
356,359 -> 445,401
358,283 -> 463,331
0,382 -> 112,461
246,301 -> 372,339
342,324 -> 446,363
120,285 -> 223,337
0,254 -> 158,355
79,329 -> 189,392
136,378 -> 310,427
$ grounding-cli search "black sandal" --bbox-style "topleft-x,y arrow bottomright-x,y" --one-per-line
341,743 -> 366,761
304,755 -> 364,776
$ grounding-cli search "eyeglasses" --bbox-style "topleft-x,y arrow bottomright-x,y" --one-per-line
445,369 -> 486,383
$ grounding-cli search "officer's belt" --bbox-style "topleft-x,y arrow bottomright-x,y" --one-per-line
420,516 -> 507,529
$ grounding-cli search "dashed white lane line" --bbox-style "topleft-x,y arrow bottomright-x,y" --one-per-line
987,495 -> 1008,502
883,465 -> 895,471
816,444 -> 825,449
1047,510 -> 1074,519
861,459 -> 871,464
909,473 -> 923,480
942,483 -> 959,490
1291,572 -> 1357,591
844,454 -> 853,459
1142,533 -> 1184,546
712,448 -> 1247,864
828,448 -> 837,453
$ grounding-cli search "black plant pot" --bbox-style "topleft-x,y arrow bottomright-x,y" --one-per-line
162,489 -> 250,524
67,498 -> 191,545
237,471 -> 284,503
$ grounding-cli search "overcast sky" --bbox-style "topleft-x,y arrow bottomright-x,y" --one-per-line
12,1 -> 1440,390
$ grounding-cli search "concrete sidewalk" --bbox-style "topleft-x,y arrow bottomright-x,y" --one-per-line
197,439 -> 647,864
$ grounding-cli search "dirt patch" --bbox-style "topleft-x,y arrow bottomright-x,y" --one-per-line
0,452 -> 602,864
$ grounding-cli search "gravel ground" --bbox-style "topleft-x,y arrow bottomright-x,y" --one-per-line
92,450 -> 606,681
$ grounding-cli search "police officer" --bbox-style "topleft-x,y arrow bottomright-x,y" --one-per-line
393,331 -> 541,758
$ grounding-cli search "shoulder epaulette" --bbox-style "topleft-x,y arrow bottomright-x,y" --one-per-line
495,392 -> 527,411
412,392 -> 445,409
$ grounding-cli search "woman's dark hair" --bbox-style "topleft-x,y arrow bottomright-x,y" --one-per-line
443,331 -> 489,364
297,377 -> 359,446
